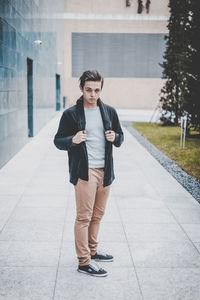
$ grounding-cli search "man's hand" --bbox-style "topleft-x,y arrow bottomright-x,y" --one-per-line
72,130 -> 87,144
105,130 -> 115,142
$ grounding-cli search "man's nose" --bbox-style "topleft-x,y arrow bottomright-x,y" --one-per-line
91,90 -> 95,96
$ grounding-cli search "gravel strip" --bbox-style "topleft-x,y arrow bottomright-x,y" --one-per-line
123,121 -> 200,204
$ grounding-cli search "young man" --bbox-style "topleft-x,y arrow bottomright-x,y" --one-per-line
54,70 -> 124,277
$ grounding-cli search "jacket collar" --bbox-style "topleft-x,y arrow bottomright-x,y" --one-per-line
76,95 -> 111,131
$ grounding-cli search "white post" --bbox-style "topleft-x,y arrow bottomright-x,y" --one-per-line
180,116 -> 187,148
180,117 -> 183,147
183,116 -> 187,148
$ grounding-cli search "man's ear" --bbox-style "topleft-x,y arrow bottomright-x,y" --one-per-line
79,85 -> 83,92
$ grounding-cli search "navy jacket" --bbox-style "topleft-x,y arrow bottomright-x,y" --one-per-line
54,96 -> 124,187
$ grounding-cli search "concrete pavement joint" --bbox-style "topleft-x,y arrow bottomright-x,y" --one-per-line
52,185 -> 72,300
164,205 -> 200,256
112,187 -> 145,300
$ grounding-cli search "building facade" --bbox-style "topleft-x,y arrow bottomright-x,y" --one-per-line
0,0 -> 66,167
63,0 -> 169,109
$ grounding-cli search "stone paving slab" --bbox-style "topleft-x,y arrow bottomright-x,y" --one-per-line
54,266 -> 142,300
123,223 -> 189,242
0,267 -> 57,300
0,241 -> 60,267
136,268 -> 200,300
0,112 -> 200,299
0,220 -> 64,242
129,241 -> 200,268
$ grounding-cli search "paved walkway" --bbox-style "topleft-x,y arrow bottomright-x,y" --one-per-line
0,111 -> 200,300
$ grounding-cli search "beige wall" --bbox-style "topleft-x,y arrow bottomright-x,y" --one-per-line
66,0 -> 169,15
69,77 -> 163,109
63,0 -> 169,109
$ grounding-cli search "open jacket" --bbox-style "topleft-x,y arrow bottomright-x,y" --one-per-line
54,96 -> 124,187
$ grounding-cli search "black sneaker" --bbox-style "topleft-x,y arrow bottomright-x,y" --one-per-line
91,251 -> 114,262
77,261 -> 108,277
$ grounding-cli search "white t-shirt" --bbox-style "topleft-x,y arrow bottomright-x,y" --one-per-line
84,106 -> 105,168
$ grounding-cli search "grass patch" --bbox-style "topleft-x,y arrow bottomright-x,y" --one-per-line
132,122 -> 200,182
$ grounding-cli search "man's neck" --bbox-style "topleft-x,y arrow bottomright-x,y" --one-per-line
83,99 -> 98,108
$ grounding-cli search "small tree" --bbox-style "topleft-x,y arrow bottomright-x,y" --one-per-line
160,0 -> 190,125
183,0 -> 200,132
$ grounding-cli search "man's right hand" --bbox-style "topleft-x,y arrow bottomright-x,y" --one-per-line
72,130 -> 87,144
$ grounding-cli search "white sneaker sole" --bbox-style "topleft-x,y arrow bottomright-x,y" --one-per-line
91,258 -> 114,262
77,269 -> 108,277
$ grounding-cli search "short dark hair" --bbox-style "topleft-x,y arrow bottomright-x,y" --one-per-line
79,70 -> 104,89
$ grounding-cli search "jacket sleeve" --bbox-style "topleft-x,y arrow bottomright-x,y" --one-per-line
112,109 -> 124,147
54,112 -> 78,151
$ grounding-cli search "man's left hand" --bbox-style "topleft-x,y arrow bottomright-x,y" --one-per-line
105,130 -> 115,142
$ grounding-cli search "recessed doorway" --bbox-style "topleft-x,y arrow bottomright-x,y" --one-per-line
56,74 -> 61,111
27,58 -> 33,137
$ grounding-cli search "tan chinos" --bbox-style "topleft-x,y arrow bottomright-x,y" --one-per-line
74,168 -> 111,266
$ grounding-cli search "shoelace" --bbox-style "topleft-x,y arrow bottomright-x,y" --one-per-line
96,250 -> 108,256
89,261 -> 102,272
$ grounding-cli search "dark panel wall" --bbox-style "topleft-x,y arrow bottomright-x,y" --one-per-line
0,0 -> 59,168
72,33 -> 165,78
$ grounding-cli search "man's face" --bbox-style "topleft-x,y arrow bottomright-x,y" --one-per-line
80,81 -> 102,107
